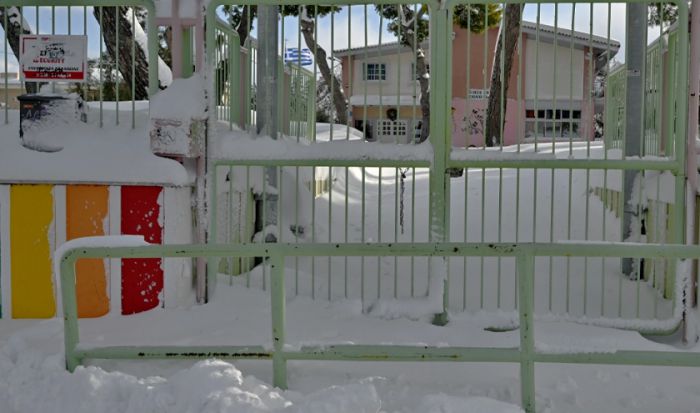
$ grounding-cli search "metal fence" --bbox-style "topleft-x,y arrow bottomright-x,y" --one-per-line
212,14 -> 316,138
605,27 -> 678,156
0,1 -> 159,128
58,241 -> 700,413
206,0 -> 689,332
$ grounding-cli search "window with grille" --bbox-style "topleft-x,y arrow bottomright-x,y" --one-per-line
377,120 -> 408,137
363,63 -> 387,81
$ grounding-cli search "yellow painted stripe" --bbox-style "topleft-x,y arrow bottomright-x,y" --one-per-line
67,185 -> 110,318
10,185 -> 55,318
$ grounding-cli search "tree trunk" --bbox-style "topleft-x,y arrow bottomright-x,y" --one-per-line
415,48 -> 430,143
300,10 -> 348,125
0,6 -> 41,93
236,5 -> 252,46
94,6 -> 151,100
399,5 -> 429,142
484,4 -> 521,146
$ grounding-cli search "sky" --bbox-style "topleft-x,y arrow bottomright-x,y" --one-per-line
0,3 -> 669,75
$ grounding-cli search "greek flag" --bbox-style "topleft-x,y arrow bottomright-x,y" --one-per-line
284,48 -> 313,66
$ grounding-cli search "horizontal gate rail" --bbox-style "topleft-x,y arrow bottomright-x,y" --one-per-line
59,240 -> 700,413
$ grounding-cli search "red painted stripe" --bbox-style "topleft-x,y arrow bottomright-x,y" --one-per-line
120,186 -> 163,315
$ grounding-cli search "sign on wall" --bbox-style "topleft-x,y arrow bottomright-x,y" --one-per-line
468,89 -> 490,100
20,35 -> 87,82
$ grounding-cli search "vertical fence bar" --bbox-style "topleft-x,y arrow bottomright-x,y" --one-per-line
61,255 -> 80,372
429,4 -> 450,323
270,254 -> 287,389
3,7 -> 7,124
131,8 -> 135,128
230,29 -> 239,128
208,162 -> 219,297
115,5 -> 119,124
517,252 -> 536,413
146,1 -> 158,97
99,6 -> 104,127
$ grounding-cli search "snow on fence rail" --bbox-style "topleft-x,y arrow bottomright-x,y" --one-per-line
57,241 -> 700,413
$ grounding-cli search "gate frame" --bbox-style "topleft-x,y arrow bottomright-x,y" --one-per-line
204,0 -> 690,320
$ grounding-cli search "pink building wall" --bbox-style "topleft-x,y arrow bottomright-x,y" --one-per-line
450,25 -> 526,146
451,97 -> 522,147
340,23 -> 596,146
451,25 -> 523,100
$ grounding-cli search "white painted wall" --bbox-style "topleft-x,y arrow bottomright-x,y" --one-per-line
350,49 -> 428,98
524,39 -> 584,101
163,187 -> 195,309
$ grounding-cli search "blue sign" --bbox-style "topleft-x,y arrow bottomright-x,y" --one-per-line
284,48 -> 313,66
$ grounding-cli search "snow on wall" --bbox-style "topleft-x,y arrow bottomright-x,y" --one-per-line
163,187 -> 195,308
150,74 -> 207,120
0,109 -> 190,186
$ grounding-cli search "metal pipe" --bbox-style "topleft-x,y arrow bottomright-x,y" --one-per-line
622,3 -> 647,277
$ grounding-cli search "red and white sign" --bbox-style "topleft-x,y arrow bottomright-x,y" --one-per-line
20,35 -> 87,82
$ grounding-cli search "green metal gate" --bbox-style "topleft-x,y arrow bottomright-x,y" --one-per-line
206,0 -> 689,327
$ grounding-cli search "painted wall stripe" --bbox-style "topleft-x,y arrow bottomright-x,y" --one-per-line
121,186 -> 163,315
163,187 -> 195,308
67,185 -> 110,318
10,185 -> 56,318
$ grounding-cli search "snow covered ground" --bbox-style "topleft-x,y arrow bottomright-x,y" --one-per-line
1,280 -> 700,413
212,132 -> 678,326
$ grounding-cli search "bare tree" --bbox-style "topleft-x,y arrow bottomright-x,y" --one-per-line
377,4 -> 501,142
375,5 -> 430,142
221,5 -> 348,124
298,6 -> 347,124
484,4 -> 522,146
93,7 -> 172,100
0,6 -> 40,93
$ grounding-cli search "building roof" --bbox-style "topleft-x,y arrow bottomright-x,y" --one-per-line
334,20 -> 621,58
520,21 -> 621,52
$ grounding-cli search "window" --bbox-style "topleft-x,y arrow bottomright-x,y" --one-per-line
377,120 -> 408,137
363,63 -> 386,81
524,109 -> 583,139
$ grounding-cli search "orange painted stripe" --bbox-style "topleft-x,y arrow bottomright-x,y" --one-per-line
10,185 -> 55,318
67,185 -> 110,318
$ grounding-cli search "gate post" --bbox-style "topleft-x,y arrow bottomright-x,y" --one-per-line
622,4 -> 646,277
429,5 -> 451,324
686,0 -> 700,313
257,5 -> 280,237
